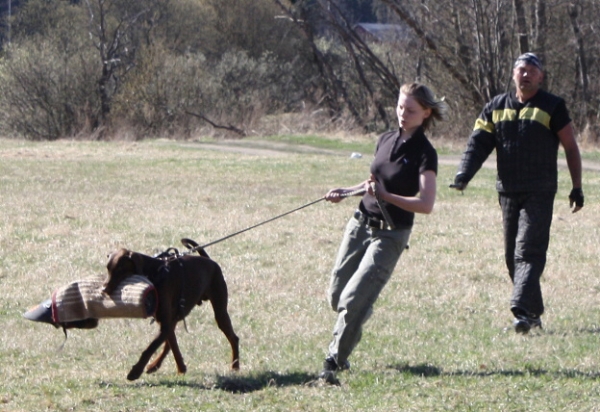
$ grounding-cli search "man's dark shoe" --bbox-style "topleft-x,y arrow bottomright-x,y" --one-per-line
513,314 -> 542,334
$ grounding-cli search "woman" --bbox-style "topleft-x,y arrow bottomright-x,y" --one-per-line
319,82 -> 447,383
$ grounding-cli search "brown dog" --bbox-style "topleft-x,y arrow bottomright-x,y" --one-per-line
104,246 -> 239,381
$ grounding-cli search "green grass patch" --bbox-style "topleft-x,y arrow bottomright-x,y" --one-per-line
258,133 -> 375,152
1,137 -> 600,411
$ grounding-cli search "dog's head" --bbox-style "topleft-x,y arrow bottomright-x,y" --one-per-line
104,248 -> 143,294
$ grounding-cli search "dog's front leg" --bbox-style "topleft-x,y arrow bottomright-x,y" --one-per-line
145,330 -> 186,374
146,341 -> 171,374
127,325 -> 171,381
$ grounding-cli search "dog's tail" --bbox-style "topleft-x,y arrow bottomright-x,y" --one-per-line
180,238 -> 210,259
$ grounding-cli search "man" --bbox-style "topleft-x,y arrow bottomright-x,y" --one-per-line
452,52 -> 584,334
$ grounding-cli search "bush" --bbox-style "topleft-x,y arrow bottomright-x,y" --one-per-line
112,45 -> 307,139
0,35 -> 99,140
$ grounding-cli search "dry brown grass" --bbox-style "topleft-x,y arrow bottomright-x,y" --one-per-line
1,137 -> 600,411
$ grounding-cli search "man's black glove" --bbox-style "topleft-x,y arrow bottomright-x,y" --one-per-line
450,173 -> 468,191
569,187 -> 584,208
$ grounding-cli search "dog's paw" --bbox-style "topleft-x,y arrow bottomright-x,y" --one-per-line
127,366 -> 144,381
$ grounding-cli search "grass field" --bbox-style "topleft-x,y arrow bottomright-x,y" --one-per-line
1,137 -> 600,411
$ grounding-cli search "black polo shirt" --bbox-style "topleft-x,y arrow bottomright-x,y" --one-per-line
359,126 -> 438,228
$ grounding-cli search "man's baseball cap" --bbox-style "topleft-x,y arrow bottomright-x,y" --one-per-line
514,53 -> 543,70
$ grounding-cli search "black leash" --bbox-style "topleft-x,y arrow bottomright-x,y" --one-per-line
149,192 -> 364,335
369,182 -> 395,230
183,188 -> 367,254
196,197 -> 325,250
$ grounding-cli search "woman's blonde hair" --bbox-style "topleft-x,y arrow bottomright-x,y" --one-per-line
399,83 -> 447,131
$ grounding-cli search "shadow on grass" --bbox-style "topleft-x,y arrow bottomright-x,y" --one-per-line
390,363 -> 443,377
389,362 -> 600,380
130,371 -> 317,393
541,327 -> 600,336
214,371 -> 317,393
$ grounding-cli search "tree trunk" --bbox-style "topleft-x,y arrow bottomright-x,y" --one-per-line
378,0 -> 484,105
533,0 -> 546,61
513,0 -> 529,53
567,1 -> 596,140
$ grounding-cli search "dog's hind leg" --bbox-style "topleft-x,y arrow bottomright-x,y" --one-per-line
209,280 -> 240,370
166,330 -> 187,374
214,311 -> 240,370
167,329 -> 187,374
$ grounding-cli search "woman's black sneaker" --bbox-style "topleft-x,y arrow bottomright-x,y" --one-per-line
318,356 -> 350,384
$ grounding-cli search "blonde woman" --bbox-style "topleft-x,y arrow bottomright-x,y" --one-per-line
320,83 -> 447,383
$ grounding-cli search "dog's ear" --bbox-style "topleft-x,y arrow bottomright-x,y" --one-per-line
104,249 -> 134,294
129,252 -> 145,275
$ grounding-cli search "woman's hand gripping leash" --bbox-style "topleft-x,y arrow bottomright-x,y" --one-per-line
324,186 -> 367,203
324,179 -> 395,229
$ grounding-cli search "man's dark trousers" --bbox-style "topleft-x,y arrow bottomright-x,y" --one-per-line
499,191 -> 555,317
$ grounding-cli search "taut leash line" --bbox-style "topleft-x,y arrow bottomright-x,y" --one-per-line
185,188 -> 368,253
198,197 -> 325,249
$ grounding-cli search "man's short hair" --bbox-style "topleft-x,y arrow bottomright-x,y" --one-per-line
514,53 -> 543,71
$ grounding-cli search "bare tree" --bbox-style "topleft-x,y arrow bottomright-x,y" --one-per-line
273,0 -> 362,124
532,0 -> 547,61
567,2 -> 589,101
566,0 -> 598,140
513,0 -> 529,53
379,0 -> 517,105
84,0 -> 148,130
314,0 -> 403,128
